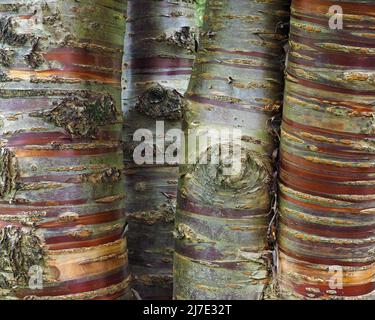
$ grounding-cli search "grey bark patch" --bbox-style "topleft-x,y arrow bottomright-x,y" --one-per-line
0,69 -> 11,81
135,83 -> 183,120
0,148 -> 20,201
0,17 -> 29,46
0,225 -> 44,289
168,26 -> 197,53
0,48 -> 14,67
24,38 -> 45,69
30,93 -> 118,138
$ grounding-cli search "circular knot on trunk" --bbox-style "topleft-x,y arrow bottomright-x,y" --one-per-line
135,83 -> 183,120
183,144 -> 273,207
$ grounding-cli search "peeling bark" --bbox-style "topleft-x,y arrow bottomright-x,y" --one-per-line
0,226 -> 44,290
0,148 -> 20,201
0,48 -> 13,67
0,16 -> 29,46
0,0 -> 131,300
174,0 -> 289,300
30,93 -> 118,138
278,0 -> 375,300
123,0 -> 198,299
24,38 -> 45,69
164,26 -> 197,53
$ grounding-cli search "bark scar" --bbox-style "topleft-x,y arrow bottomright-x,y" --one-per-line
0,226 -> 45,289
135,83 -> 184,120
0,148 -> 21,202
30,93 -> 118,138
0,17 -> 30,46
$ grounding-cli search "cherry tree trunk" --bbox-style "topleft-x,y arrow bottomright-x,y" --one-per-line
278,0 -> 375,299
0,0 -> 131,299
174,0 -> 289,300
122,0 -> 198,299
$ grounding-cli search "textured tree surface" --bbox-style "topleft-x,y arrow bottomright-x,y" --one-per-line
0,0 -> 131,299
174,0 -> 289,300
278,0 -> 375,299
122,0 -> 197,300
196,0 -> 206,27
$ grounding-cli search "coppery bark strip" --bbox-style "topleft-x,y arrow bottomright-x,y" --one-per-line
278,0 -> 375,299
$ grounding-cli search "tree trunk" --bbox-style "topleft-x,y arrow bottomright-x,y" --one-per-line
174,0 -> 289,300
0,0 -> 131,299
278,0 -> 375,299
122,0 -> 198,300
